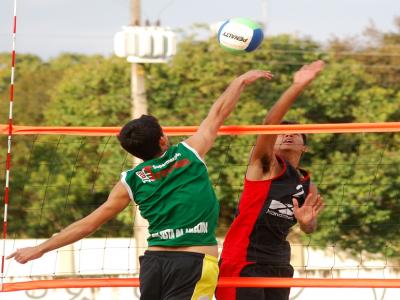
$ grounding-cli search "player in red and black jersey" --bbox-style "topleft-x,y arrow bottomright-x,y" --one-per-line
217,61 -> 326,300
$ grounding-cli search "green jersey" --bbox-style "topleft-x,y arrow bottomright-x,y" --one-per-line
121,142 -> 219,247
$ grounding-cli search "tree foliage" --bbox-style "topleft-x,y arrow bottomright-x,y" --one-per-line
1,22 -> 400,258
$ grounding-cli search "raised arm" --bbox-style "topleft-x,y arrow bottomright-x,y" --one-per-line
7,182 -> 131,264
185,70 -> 273,158
248,60 -> 325,174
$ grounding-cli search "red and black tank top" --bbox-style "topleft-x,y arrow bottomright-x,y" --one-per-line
221,156 -> 310,264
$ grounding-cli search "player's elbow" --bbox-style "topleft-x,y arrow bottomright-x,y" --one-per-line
76,220 -> 99,237
82,225 -> 96,236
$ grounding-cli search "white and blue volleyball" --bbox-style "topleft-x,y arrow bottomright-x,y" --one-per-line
217,18 -> 264,54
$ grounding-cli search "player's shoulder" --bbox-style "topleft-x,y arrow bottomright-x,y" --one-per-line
179,141 -> 205,162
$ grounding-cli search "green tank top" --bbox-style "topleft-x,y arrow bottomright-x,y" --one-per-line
121,142 -> 219,247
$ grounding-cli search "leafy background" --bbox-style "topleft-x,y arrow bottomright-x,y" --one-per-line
1,20 -> 400,261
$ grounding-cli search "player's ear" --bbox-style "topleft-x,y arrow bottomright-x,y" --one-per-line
302,145 -> 308,153
159,134 -> 169,150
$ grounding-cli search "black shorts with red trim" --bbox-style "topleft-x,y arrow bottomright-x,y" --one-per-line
216,259 -> 294,300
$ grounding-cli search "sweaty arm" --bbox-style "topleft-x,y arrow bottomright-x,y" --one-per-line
185,70 -> 273,159
7,181 -> 132,264
247,60 -> 325,179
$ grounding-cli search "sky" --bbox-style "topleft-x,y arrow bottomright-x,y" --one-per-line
0,0 -> 399,59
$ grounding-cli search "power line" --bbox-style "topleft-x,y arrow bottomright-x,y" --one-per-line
266,48 -> 400,57
0,34 -> 113,40
156,0 -> 176,20
1,32 -> 398,57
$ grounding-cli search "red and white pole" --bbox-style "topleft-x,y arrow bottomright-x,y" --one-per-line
1,0 -> 17,291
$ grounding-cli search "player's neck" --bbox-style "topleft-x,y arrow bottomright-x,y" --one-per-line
277,150 -> 302,168
157,147 -> 170,158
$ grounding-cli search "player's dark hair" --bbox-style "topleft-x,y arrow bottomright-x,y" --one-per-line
280,120 -> 307,145
118,115 -> 163,161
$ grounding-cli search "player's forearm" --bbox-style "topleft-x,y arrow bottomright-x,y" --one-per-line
209,76 -> 246,125
37,220 -> 96,254
263,83 -> 307,125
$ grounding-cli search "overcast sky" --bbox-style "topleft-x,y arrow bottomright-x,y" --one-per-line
0,0 -> 399,59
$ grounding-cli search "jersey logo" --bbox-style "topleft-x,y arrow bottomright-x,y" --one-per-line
135,158 -> 190,183
267,200 -> 294,220
266,184 -> 306,220
135,166 -> 155,183
293,184 -> 305,198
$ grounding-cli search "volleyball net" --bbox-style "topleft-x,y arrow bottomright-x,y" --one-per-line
1,123 -> 400,298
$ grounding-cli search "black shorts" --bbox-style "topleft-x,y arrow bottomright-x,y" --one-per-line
139,250 -> 219,300
216,260 -> 294,300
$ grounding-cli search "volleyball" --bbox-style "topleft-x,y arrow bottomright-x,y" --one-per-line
217,18 -> 264,54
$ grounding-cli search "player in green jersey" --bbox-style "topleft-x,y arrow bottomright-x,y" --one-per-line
8,70 -> 273,300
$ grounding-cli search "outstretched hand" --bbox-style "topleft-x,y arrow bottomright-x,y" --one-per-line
293,60 -> 325,87
293,193 -> 324,233
239,70 -> 274,86
6,246 -> 44,264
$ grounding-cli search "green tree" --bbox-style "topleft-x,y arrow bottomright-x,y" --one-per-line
17,56 -> 134,236
1,28 -> 399,261
0,53 -> 102,236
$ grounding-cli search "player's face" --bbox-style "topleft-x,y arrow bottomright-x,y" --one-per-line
274,133 -> 306,154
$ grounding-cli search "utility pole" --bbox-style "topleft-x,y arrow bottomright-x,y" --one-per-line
130,0 -> 149,273
114,0 -> 176,275
130,0 -> 141,26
